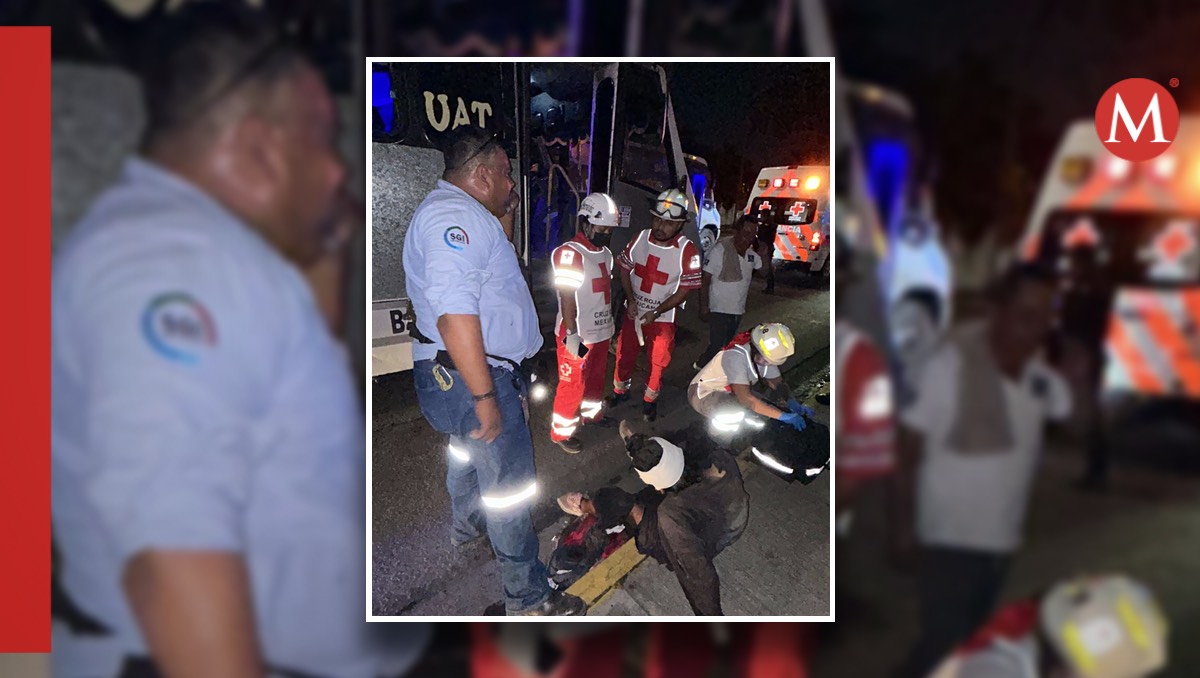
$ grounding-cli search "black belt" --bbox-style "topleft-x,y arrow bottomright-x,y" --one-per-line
434,349 -> 533,381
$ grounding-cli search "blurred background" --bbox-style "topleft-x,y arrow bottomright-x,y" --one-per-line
24,0 -> 1200,675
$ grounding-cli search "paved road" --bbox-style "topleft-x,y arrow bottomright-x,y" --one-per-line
815,429 -> 1200,677
591,368 -> 831,617
371,264 -> 829,616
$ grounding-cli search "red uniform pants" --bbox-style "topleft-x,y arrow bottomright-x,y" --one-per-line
551,327 -> 611,441
613,314 -> 677,403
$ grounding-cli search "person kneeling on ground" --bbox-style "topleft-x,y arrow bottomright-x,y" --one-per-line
690,322 -> 813,440
557,423 -> 749,616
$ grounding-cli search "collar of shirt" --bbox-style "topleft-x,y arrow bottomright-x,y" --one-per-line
435,178 -> 505,238
124,157 -> 249,230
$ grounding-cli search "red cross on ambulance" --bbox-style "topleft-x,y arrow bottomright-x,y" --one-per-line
1143,220 -> 1199,281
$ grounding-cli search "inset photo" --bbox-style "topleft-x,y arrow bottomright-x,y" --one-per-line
368,60 -> 833,618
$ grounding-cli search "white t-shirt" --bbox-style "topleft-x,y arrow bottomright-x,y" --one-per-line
902,334 -> 1071,554
703,238 -> 762,315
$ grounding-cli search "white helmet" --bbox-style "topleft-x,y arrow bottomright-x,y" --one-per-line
577,192 -> 622,227
651,188 -> 692,222
751,323 -> 795,365
1041,574 -> 1167,678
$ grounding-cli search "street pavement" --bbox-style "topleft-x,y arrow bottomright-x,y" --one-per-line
589,368 -> 830,617
814,429 -> 1200,677
371,263 -> 830,616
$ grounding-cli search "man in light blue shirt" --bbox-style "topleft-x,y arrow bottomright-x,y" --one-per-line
403,128 -> 584,615
51,6 -> 427,676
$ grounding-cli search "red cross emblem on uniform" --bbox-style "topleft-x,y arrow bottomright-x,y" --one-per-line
633,254 -> 670,294
789,201 -> 805,218
592,262 -> 610,304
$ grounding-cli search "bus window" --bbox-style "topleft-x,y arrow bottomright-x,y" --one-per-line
618,66 -> 675,194
371,64 -> 407,143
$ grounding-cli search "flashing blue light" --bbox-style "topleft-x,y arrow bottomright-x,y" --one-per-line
691,173 -> 707,212
866,139 -> 909,240
372,70 -> 395,134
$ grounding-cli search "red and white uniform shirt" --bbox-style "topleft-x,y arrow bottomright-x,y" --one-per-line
618,230 -> 702,324
836,320 -> 896,482
552,234 -> 615,345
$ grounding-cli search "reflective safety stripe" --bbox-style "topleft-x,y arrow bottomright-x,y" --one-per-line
481,482 -> 538,510
551,413 -> 580,437
744,416 -> 765,429
1104,289 -> 1200,397
580,400 -> 603,418
711,409 -> 746,433
448,443 -> 470,463
554,270 -> 585,289
752,447 -> 794,475
805,466 -> 825,477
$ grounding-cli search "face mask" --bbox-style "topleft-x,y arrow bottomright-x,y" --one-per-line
589,230 -> 612,248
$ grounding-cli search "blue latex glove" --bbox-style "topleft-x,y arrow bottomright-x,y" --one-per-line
787,400 -> 816,419
779,411 -> 808,431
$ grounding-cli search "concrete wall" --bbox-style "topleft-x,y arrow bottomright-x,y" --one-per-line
370,143 -> 442,300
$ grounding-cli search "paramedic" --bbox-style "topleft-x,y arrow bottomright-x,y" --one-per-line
549,192 -> 622,453
609,188 -> 703,422
689,323 -> 812,439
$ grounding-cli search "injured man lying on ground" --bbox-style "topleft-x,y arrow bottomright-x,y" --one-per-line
554,419 -> 828,615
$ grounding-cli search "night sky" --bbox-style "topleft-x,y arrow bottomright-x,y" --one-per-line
667,62 -> 832,201
660,1 -> 1200,233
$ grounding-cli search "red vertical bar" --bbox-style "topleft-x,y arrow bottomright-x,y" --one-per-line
0,26 -> 51,652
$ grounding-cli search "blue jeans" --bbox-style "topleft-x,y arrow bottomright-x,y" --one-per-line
412,359 -> 550,613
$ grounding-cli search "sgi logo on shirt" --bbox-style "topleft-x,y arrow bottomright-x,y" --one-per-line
141,292 -> 217,364
444,226 -> 470,250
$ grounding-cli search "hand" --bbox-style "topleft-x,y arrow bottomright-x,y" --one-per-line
321,188 -> 364,255
699,307 -> 710,323
778,411 -> 807,432
470,397 -> 503,443
639,311 -> 657,326
787,400 -> 816,419
503,189 -> 521,216
564,332 -> 589,359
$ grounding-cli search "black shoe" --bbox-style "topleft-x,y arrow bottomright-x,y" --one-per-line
554,437 -> 583,454
584,416 -> 617,429
513,590 -> 587,616
642,401 -> 658,422
815,392 -> 831,406
764,283 -> 775,295
606,392 -> 630,408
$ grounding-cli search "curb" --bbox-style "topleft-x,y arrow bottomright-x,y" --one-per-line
571,384 -> 829,615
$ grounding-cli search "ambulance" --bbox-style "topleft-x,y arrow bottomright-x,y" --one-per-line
743,165 -> 831,275
1018,116 -> 1200,405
